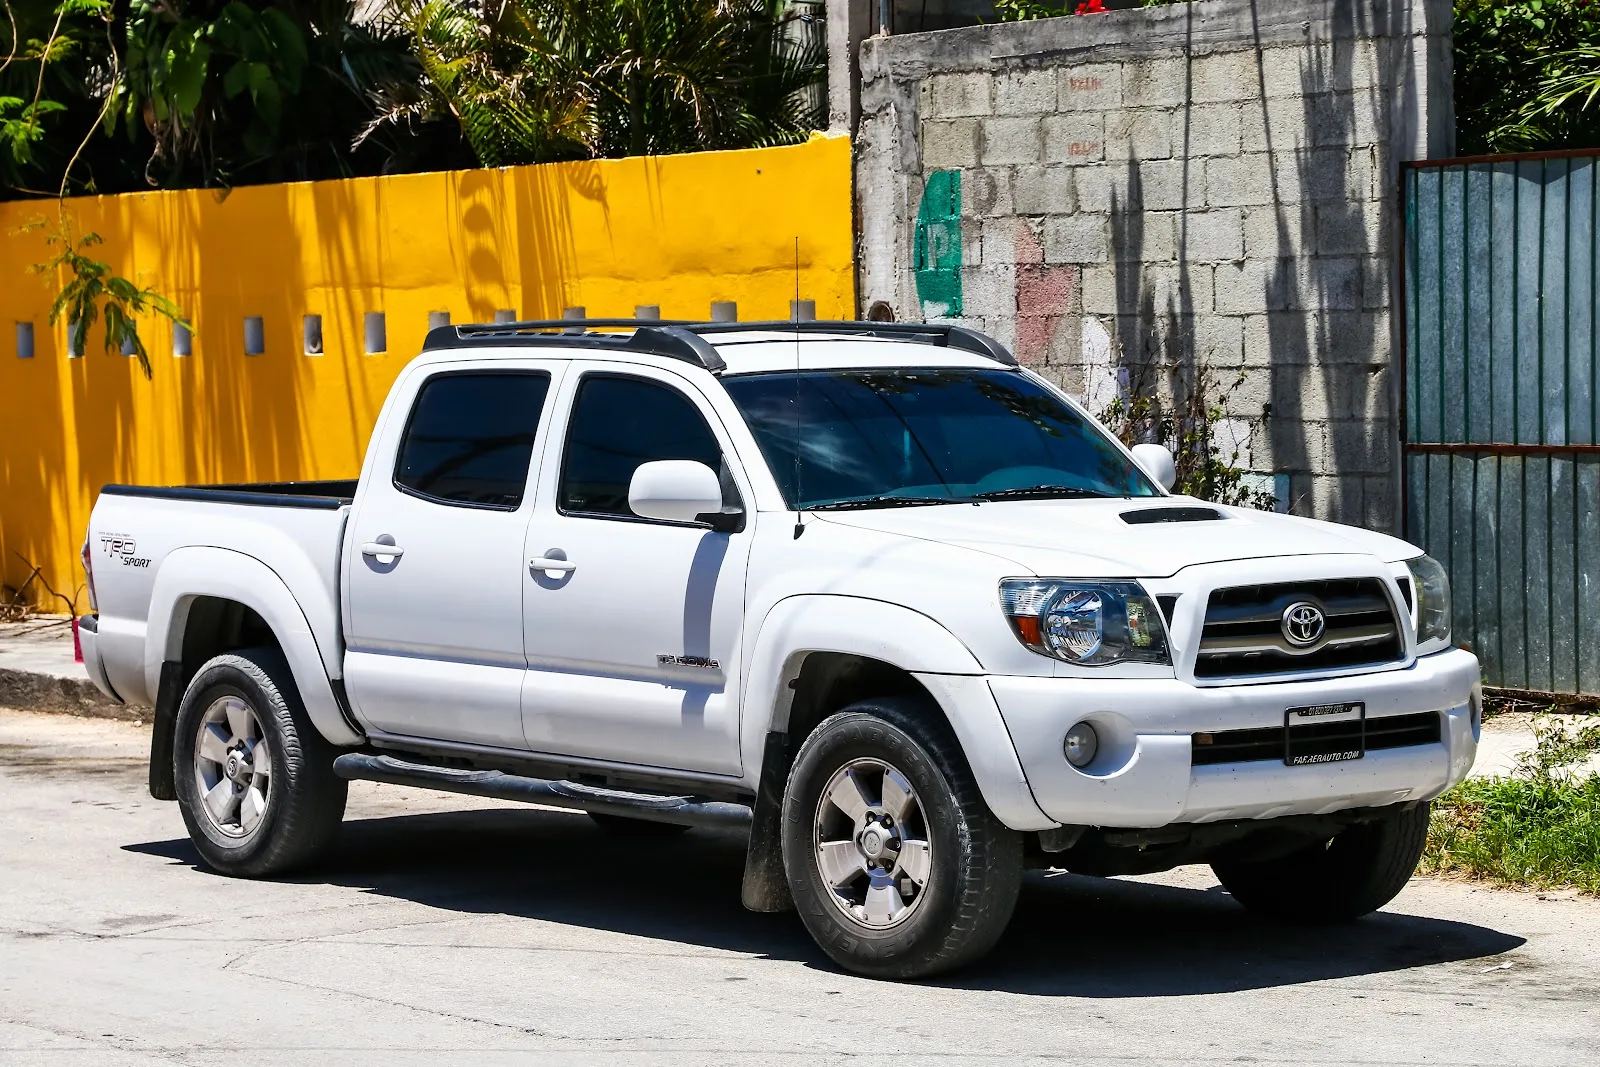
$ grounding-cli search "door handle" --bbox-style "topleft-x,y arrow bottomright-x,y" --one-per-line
360,542 -> 405,559
529,556 -> 576,574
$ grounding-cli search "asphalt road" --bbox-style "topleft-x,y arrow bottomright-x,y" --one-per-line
2,709 -> 1597,1067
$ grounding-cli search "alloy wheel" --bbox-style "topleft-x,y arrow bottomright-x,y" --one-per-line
192,695 -> 272,839
812,758 -> 934,928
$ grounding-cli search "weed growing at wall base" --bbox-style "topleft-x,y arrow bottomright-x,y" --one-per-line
1095,364 -> 1277,511
1423,717 -> 1600,895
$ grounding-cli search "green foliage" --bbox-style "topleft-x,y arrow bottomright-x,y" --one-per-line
101,1 -> 418,188
0,0 -> 114,193
0,3 -> 188,379
1455,0 -> 1600,154
364,0 -> 596,165
368,0 -> 825,166
994,0 -> 1172,21
113,2 -> 312,163
0,1 -> 421,195
1509,43 -> 1600,146
0,0 -> 823,194
1517,715 -> 1600,775
1095,366 -> 1277,510
0,96 -> 65,166
992,0 -> 1070,21
1423,715 -> 1600,894
27,221 -> 188,379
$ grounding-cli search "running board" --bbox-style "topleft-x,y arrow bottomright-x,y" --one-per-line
331,753 -> 752,829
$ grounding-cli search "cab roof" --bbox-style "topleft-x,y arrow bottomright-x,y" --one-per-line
418,320 -> 1017,376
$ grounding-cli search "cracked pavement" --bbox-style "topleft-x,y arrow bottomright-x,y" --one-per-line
2,708 -> 1597,1066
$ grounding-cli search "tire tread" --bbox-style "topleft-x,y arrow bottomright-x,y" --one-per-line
782,697 -> 1022,978
174,648 -> 346,877
1212,802 -> 1431,922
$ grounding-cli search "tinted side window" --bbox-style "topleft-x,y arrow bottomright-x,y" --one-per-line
559,375 -> 722,517
394,372 -> 550,508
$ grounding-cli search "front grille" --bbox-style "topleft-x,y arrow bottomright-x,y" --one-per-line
1194,578 -> 1404,679
1191,711 -> 1442,766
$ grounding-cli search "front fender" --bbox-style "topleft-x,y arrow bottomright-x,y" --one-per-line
146,547 -> 363,746
740,594 -> 1054,831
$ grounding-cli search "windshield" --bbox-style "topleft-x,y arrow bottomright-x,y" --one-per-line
721,368 -> 1160,509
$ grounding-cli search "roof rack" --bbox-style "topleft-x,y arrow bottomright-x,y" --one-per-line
449,318 -> 699,336
425,319 -> 725,372
683,320 -> 1017,367
422,317 -> 1016,373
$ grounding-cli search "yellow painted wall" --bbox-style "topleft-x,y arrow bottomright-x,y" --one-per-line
0,134 -> 855,611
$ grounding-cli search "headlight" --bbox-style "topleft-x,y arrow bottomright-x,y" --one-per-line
1405,554 -> 1452,649
1000,580 -> 1170,665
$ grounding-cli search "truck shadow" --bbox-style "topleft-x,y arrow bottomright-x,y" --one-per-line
126,804 -> 1525,996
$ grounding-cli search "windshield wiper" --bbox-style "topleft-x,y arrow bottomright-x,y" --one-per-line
972,485 -> 1114,501
806,494 -> 978,511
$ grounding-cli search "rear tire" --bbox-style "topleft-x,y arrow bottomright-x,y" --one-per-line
781,697 -> 1023,979
1211,802 -> 1431,922
173,649 -> 347,877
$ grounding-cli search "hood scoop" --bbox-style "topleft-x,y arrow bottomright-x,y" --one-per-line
1120,506 -> 1225,525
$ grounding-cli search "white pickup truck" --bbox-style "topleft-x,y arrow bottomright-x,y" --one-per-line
80,319 -> 1480,979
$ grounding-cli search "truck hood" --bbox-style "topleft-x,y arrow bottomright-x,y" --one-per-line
812,497 -> 1419,578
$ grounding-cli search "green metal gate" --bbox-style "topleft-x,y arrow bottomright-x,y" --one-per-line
1403,149 -> 1600,697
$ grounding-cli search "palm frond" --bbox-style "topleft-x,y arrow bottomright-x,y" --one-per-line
384,0 -> 824,165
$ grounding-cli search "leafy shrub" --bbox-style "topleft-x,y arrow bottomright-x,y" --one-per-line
1452,0 -> 1600,153
365,0 -> 825,165
1423,715 -> 1600,894
28,222 -> 187,379
1095,364 -> 1277,510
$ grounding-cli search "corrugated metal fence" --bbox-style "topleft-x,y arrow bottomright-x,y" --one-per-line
1403,149 -> 1600,697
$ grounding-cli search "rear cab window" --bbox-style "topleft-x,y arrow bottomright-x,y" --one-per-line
394,372 -> 551,509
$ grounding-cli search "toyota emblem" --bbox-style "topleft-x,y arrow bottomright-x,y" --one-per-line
1281,602 -> 1326,647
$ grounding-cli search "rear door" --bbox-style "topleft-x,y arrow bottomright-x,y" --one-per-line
344,360 -> 564,749
520,363 -> 754,775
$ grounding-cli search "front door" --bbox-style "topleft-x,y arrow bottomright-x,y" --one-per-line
344,362 -> 561,750
521,365 -> 753,776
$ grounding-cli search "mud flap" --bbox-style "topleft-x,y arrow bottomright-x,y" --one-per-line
148,661 -> 182,801
740,731 -> 794,913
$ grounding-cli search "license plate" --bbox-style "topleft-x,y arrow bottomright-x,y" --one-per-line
1284,702 -> 1365,766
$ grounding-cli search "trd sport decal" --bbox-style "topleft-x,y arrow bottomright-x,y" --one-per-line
99,533 -> 151,568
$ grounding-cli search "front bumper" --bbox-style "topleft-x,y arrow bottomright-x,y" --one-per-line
988,646 -> 1481,828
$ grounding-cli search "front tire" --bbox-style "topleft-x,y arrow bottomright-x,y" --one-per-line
173,649 -> 347,877
781,697 -> 1023,979
1211,802 -> 1431,922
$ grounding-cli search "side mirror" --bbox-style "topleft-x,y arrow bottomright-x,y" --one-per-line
1130,443 -> 1177,492
628,460 -> 732,527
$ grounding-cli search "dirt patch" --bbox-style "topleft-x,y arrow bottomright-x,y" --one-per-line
0,667 -> 144,720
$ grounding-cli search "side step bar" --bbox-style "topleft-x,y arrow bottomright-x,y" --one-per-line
332,753 -> 752,830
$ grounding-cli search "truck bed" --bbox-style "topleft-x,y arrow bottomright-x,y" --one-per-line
88,481 -> 355,709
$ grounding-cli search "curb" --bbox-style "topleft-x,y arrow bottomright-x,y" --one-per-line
0,666 -> 147,720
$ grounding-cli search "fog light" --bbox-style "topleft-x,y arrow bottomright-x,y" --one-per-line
1063,722 -> 1099,768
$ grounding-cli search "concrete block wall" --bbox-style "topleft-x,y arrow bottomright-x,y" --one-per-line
853,0 -> 1453,530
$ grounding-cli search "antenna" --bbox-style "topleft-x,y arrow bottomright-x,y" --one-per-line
792,236 -> 805,540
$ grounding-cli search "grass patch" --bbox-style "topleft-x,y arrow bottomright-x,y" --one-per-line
1422,717 -> 1600,894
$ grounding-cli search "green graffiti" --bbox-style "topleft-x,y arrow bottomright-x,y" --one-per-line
914,170 -> 962,317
